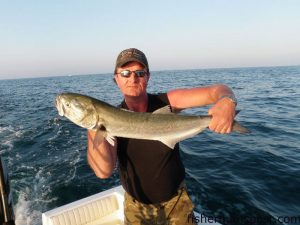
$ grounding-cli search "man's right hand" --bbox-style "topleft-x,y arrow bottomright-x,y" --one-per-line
87,130 -> 117,179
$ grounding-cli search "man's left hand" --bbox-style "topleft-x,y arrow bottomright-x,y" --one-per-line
208,98 -> 236,134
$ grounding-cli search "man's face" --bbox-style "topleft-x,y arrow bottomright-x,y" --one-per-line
115,61 -> 150,97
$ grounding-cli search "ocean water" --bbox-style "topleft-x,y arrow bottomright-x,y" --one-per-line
0,66 -> 300,225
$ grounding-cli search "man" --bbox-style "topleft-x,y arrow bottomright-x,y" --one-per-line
87,48 -> 237,225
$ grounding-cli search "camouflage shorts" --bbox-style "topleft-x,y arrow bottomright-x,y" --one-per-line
124,187 -> 197,225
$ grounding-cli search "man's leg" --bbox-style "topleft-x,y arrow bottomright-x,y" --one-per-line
163,188 -> 197,225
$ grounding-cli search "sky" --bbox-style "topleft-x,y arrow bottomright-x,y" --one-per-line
0,0 -> 300,79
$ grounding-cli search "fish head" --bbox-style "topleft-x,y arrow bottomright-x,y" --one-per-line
55,93 -> 98,129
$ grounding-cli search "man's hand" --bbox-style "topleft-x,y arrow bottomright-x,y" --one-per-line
208,97 -> 236,134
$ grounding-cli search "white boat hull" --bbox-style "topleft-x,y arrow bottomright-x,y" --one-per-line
42,185 -> 221,225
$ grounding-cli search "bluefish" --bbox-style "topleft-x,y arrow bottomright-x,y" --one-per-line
55,92 -> 249,148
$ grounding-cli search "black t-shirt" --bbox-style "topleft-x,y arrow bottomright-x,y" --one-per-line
117,93 -> 185,204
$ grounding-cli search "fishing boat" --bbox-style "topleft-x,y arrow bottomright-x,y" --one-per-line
0,157 -> 15,225
42,185 -> 221,225
0,156 -> 221,225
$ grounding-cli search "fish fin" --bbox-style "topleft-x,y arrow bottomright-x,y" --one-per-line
233,121 -> 250,133
106,135 -> 116,147
160,139 -> 177,149
159,125 -> 208,149
152,105 -> 173,114
120,108 -> 134,112
94,129 -> 106,147
94,127 -> 116,147
121,105 -> 174,114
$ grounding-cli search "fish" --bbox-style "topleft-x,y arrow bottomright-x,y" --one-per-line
55,92 -> 249,149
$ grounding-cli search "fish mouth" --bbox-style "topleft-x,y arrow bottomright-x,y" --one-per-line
55,96 -> 65,116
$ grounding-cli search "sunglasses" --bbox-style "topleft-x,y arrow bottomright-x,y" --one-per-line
117,70 -> 148,78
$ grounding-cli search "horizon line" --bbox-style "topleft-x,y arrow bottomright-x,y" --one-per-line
1,64 -> 299,81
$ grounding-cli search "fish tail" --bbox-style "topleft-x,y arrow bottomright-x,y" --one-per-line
233,121 -> 250,133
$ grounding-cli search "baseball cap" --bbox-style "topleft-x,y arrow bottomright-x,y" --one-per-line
115,48 -> 149,73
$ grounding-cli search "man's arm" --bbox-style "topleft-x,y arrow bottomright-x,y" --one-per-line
167,84 -> 237,134
87,130 -> 117,179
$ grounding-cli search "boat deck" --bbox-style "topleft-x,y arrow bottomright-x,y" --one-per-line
42,186 -> 221,225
